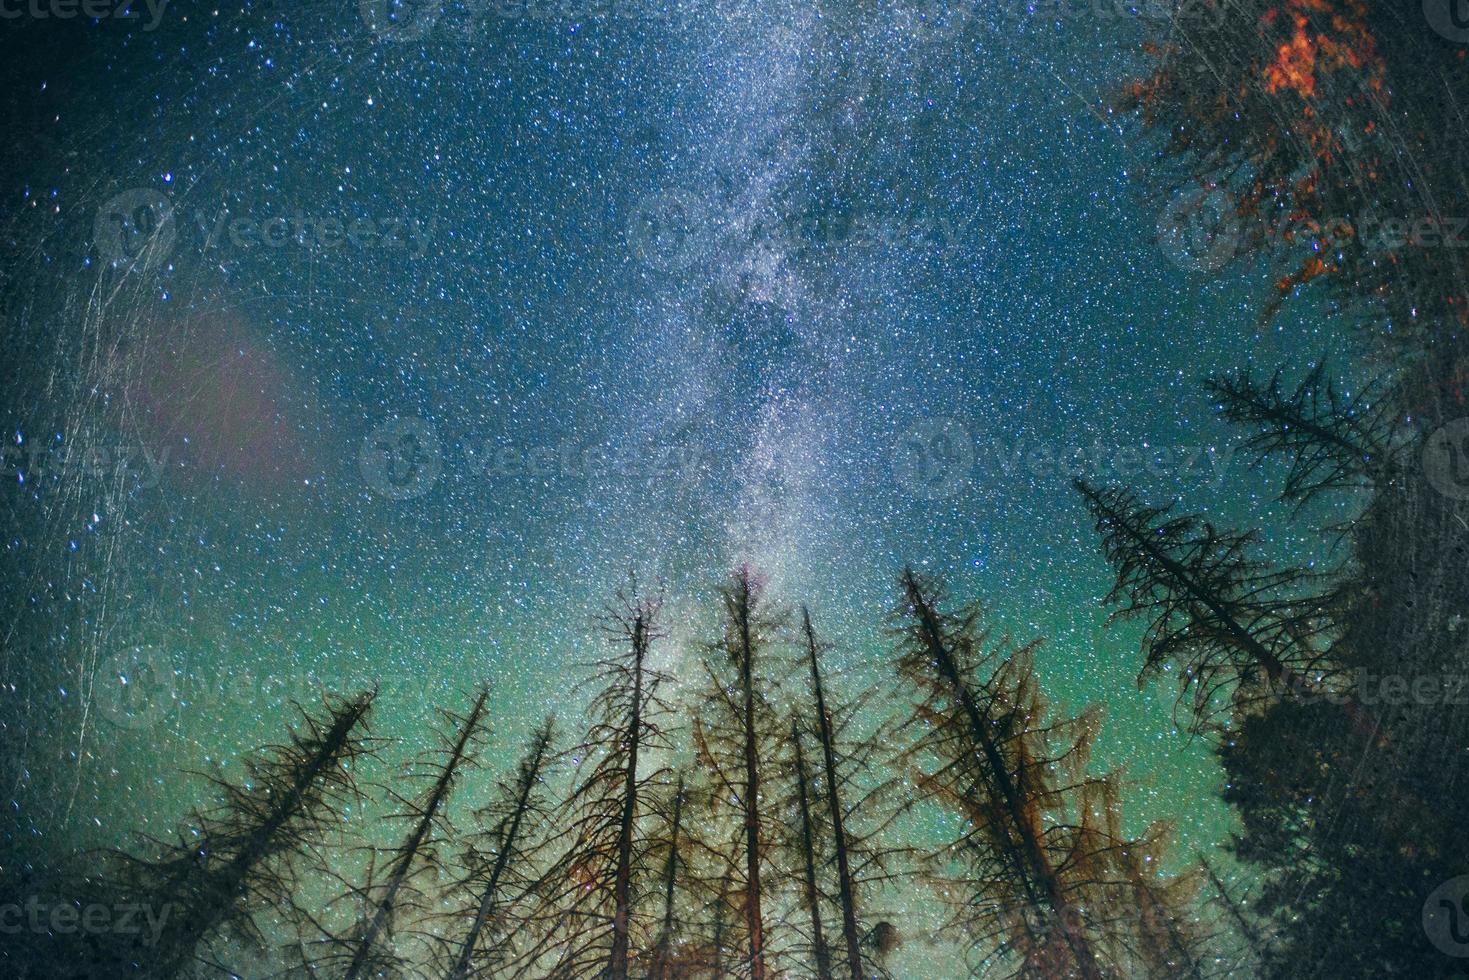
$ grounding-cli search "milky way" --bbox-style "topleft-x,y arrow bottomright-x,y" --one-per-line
0,2 -> 1350,974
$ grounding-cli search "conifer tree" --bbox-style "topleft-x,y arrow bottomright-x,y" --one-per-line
691,566 -> 785,980
1204,363 -> 1398,510
439,717 -> 559,980
106,689 -> 378,979
316,685 -> 490,980
894,569 -> 1204,979
543,579 -> 675,979
1073,479 -> 1350,730
894,568 -> 1105,980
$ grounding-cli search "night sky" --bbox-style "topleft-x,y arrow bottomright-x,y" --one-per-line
1,1 -> 1350,973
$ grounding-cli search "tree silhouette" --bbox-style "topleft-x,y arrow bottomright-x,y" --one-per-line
788,716 -> 833,980
1073,479 -> 1354,731
1204,363 -> 1398,512
314,684 -> 490,980
439,716 -> 559,980
796,605 -> 906,980
646,773 -> 691,980
106,689 -> 377,979
692,566 -> 785,980
544,578 -> 675,979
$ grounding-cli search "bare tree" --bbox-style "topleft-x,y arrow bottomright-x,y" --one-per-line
543,578 -> 675,979
107,689 -> 378,979
788,717 -> 833,980
692,566 -> 785,980
797,605 -> 906,980
316,685 -> 491,980
439,717 -> 560,980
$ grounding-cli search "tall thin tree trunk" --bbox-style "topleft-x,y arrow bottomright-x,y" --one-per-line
651,775 -> 685,980
902,571 -> 1104,980
447,725 -> 551,980
710,869 -> 732,980
733,573 -> 767,980
608,612 -> 647,980
802,607 -> 864,980
792,719 -> 832,980
346,687 -> 489,980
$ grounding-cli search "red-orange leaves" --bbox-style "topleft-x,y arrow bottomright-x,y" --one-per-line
1265,13 -> 1320,97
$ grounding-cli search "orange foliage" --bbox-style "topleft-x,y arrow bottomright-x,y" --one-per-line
1261,0 -> 1381,100
1264,12 -> 1320,97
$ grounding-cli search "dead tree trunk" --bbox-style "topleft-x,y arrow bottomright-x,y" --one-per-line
791,718 -> 833,980
607,610 -> 649,980
446,718 -> 555,980
731,569 -> 768,980
801,606 -> 864,980
901,569 -> 1104,980
649,774 -> 686,980
345,685 -> 490,980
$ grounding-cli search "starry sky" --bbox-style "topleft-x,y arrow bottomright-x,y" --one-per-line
1,0 -> 1351,971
